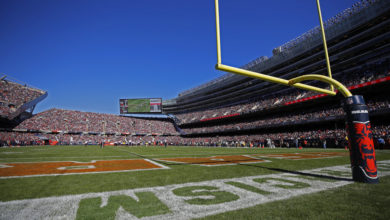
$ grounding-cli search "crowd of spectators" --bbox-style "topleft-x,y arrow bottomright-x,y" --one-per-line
175,66 -> 390,125
182,99 -> 390,134
0,79 -> 45,118
175,125 -> 390,149
0,131 -> 178,147
0,131 -> 179,147
2,125 -> 389,149
15,108 -> 178,135
179,129 -> 349,148
276,0 -> 379,55
182,106 -> 342,134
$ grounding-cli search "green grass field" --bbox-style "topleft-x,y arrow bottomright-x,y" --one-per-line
0,145 -> 390,219
127,99 -> 150,113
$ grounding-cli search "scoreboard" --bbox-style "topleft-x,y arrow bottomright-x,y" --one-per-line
120,98 -> 162,114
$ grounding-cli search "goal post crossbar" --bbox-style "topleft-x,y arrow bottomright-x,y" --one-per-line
214,0 -> 352,98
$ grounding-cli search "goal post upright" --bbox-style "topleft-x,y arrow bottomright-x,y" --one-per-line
316,0 -> 334,92
213,0 -> 378,183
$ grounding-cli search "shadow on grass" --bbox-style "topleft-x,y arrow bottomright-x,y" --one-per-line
117,148 -> 353,182
237,163 -> 353,182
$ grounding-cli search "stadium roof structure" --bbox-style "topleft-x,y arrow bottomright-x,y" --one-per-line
0,74 -> 48,127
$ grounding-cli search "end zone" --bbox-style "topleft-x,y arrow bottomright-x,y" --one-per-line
0,159 -> 169,178
158,155 -> 269,166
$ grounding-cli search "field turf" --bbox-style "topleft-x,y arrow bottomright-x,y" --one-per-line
0,145 -> 389,219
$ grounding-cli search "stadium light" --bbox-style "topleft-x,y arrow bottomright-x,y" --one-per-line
213,0 -> 378,183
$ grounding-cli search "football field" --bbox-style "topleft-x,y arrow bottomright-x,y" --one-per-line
127,99 -> 150,113
0,145 -> 390,219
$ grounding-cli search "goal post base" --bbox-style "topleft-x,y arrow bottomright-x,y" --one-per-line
343,95 -> 379,183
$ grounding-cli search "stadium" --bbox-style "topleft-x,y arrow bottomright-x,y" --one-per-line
1,0 -> 390,219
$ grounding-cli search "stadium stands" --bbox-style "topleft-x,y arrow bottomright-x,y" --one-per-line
181,99 -> 389,134
2,124 -> 389,148
0,75 -> 47,120
15,108 -> 178,135
164,0 -> 390,113
1,108 -> 179,147
0,131 -> 178,147
175,67 -> 390,125
178,125 -> 390,149
163,0 -> 390,149
1,0 -> 390,150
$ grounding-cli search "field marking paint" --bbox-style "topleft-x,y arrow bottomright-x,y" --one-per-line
254,152 -> 348,160
144,158 -> 170,169
0,155 -> 126,160
137,151 -> 348,161
0,164 -> 12,168
0,159 -> 169,179
1,160 -> 389,220
57,165 -> 96,170
158,155 -> 269,166
0,152 -> 23,154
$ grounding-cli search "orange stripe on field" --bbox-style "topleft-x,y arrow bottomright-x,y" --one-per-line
0,159 -> 163,177
159,155 -> 267,166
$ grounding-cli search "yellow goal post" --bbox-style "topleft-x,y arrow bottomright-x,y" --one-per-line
214,0 -> 352,98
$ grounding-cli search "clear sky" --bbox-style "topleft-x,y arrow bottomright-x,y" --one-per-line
0,0 -> 358,115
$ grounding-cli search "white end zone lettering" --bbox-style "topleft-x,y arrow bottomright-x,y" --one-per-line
0,160 -> 389,220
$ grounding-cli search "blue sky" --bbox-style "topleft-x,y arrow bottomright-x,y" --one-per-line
0,0 -> 357,115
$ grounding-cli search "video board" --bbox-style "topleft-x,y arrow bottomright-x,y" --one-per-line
120,98 -> 162,114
